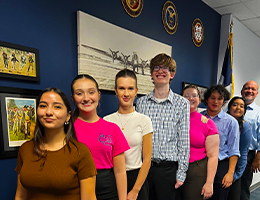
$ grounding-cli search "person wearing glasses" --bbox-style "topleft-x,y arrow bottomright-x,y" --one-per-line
136,53 -> 190,200
180,85 -> 219,200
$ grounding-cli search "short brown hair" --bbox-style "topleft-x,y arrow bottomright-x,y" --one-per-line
150,53 -> 176,74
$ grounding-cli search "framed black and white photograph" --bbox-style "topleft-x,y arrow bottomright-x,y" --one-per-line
0,86 -> 41,159
77,11 -> 172,94
0,40 -> 40,82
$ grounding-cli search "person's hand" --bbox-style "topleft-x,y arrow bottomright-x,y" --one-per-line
175,180 -> 183,189
201,182 -> 213,199
127,189 -> 138,200
251,157 -> 260,173
222,172 -> 233,188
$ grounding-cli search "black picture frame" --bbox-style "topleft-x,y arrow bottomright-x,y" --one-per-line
0,86 -> 41,159
182,82 -> 208,101
0,40 -> 40,82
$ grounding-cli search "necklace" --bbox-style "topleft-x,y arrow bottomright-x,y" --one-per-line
117,112 -> 134,130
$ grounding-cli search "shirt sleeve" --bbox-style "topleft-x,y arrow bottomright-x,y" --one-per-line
136,98 -> 141,113
15,141 -> 30,173
206,118 -> 219,136
15,147 -> 23,173
227,119 -> 240,157
77,143 -> 97,180
112,124 -> 130,157
233,122 -> 252,180
257,114 -> 260,151
141,115 -> 153,136
176,100 -> 190,182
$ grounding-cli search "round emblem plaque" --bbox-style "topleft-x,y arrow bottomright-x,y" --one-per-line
192,18 -> 204,47
121,0 -> 143,17
162,1 -> 178,35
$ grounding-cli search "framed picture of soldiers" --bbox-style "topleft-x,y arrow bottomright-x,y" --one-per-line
0,40 -> 40,82
0,86 -> 41,159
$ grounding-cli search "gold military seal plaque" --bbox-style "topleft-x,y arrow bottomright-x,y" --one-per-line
121,0 -> 143,17
162,1 -> 178,35
192,18 -> 204,47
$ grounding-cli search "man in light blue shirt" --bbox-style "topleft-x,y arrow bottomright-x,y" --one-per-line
136,53 -> 190,200
201,85 -> 240,200
240,80 -> 260,200
201,110 -> 240,161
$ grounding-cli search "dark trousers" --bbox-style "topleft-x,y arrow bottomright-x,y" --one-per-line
127,168 -> 149,200
240,150 -> 256,200
210,159 -> 230,200
148,161 -> 178,200
96,169 -> 118,200
227,178 -> 241,200
179,158 -> 207,200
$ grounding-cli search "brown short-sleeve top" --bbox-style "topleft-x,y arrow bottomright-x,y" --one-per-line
15,139 -> 97,200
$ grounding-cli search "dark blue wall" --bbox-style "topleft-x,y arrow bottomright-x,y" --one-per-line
0,0 -> 220,199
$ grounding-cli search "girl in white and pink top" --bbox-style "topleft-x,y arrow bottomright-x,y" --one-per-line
71,74 -> 130,200
180,84 -> 219,200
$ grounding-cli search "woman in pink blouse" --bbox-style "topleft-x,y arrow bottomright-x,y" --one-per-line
179,84 -> 219,200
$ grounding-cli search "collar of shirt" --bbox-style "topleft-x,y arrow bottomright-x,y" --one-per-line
247,101 -> 256,110
147,89 -> 174,104
203,109 -> 225,119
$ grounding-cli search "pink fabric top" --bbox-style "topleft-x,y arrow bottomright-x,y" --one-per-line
189,111 -> 219,163
74,118 -> 130,170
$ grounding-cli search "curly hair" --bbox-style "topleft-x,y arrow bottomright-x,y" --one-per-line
203,85 -> 230,106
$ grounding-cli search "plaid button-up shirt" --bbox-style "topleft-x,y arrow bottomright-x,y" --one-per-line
136,89 -> 190,182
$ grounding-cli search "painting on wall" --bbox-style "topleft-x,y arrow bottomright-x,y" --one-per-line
77,11 -> 172,94
5,97 -> 36,147
0,40 -> 40,82
0,87 -> 40,159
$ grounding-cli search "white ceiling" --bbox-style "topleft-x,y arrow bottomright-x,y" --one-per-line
201,0 -> 260,38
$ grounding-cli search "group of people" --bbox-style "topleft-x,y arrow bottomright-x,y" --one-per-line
14,53 -> 260,200
9,105 -> 35,139
1,50 -> 34,74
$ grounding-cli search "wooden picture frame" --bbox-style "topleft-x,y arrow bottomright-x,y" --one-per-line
0,86 -> 41,159
0,40 -> 40,82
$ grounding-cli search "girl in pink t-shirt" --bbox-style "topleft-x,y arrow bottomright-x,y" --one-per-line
180,84 -> 219,200
71,74 -> 130,200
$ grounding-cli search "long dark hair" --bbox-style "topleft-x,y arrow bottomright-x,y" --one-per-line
227,96 -> 247,132
33,87 -> 76,157
71,74 -> 100,122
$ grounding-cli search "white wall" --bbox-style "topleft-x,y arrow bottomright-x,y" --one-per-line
233,17 -> 260,186
218,15 -> 260,186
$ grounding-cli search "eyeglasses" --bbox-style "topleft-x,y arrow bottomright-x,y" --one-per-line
183,94 -> 199,99
153,66 -> 170,72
